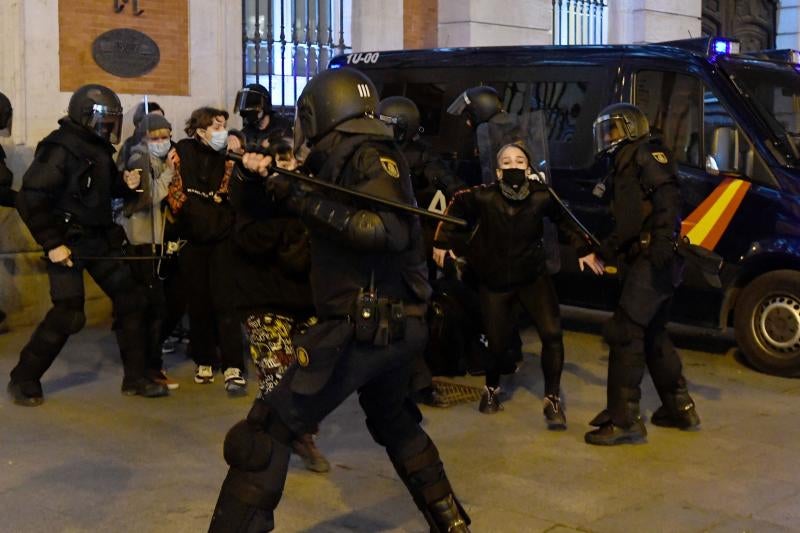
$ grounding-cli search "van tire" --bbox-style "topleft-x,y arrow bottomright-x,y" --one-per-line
734,270 -> 800,377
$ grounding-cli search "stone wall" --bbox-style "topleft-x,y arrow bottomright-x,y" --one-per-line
0,0 -> 242,328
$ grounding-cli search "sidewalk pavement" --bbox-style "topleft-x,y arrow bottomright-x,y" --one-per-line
1,310 -> 800,532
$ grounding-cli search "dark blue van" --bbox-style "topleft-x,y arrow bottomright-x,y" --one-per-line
331,38 -> 800,376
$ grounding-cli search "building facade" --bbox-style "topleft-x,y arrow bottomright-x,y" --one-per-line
0,0 -> 798,326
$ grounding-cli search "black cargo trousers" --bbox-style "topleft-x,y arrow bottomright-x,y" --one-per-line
600,255 -> 687,427
209,316 -> 464,532
10,228 -> 149,384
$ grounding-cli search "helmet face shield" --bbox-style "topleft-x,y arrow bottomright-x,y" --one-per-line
234,88 -> 268,124
593,115 -> 630,155
87,104 -> 123,144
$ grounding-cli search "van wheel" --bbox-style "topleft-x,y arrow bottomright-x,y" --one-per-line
734,270 -> 800,377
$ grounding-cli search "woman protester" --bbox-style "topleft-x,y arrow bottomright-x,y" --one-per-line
434,142 -> 604,427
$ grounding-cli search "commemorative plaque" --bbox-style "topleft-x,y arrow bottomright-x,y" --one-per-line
92,28 -> 161,78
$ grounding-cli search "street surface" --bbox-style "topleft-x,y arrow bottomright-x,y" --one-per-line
2,308 -> 800,533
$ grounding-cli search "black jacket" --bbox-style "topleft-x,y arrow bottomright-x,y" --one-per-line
229,172 -> 314,317
174,138 -> 234,244
436,180 -> 592,290
242,114 -> 293,147
298,132 -> 431,318
16,118 -> 128,251
602,136 -> 681,269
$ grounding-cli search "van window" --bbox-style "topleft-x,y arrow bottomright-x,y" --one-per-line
634,71 -> 703,167
405,83 -> 447,137
704,91 -> 773,185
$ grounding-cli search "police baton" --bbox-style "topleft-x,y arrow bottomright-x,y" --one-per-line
545,184 -> 602,248
227,152 -> 468,227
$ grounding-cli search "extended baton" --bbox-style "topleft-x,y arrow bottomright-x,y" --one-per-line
228,152 -> 468,227
545,185 -> 602,248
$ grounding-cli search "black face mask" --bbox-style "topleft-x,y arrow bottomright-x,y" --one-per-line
499,168 -> 531,201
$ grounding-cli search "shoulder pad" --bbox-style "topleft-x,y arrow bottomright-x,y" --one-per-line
37,128 -> 84,160
355,144 -> 405,180
636,142 -> 677,194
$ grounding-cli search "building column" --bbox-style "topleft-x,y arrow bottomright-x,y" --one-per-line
777,0 -> 800,49
609,0 -> 701,44
438,0 -> 553,47
350,0 -> 404,52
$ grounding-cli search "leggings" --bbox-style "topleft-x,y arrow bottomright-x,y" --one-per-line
479,274 -> 564,395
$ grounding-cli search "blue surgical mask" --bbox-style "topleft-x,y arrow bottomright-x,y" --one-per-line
148,140 -> 171,159
208,129 -> 229,152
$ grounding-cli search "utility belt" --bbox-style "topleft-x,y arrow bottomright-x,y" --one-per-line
637,231 -> 723,287
353,286 -> 426,346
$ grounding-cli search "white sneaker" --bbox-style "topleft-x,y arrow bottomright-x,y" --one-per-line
194,365 -> 214,384
224,367 -> 247,397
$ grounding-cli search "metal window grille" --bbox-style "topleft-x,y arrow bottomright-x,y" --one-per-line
552,0 -> 608,45
242,0 -> 352,110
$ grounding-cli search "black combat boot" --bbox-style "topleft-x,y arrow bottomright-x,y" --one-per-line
584,405 -> 647,446
652,388 -> 700,430
428,494 -> 471,533
7,379 -> 44,407
543,394 -> 567,430
121,376 -> 169,397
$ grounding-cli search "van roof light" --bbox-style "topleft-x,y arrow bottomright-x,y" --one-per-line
710,38 -> 740,56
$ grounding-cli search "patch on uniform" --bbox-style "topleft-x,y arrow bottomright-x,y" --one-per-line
296,347 -> 310,367
652,152 -> 669,164
379,156 -> 400,178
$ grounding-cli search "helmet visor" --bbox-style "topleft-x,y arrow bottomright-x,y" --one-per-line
446,91 -> 469,116
593,115 -> 629,155
87,104 -> 122,144
235,89 -> 267,114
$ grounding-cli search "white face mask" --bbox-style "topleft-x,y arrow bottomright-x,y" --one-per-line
148,140 -> 171,159
207,129 -> 229,152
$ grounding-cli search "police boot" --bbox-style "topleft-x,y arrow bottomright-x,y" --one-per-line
584,405 -> 647,446
652,387 -> 700,430
121,376 -> 169,398
7,379 -> 44,407
428,494 -> 471,533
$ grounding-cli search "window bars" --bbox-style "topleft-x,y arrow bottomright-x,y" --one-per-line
553,0 -> 608,45
242,0 -> 352,109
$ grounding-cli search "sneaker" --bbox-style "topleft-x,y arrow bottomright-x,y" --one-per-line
161,340 -> 177,355
150,369 -> 180,390
7,379 -> 44,407
194,365 -> 214,384
543,394 -> 567,430
478,386 -> 503,414
292,433 -> 331,473
224,367 -> 247,397
121,377 -> 169,398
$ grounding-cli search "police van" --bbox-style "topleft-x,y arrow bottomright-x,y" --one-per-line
331,38 -> 800,377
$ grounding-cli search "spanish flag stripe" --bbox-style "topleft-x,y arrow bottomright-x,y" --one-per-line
681,177 -> 735,232
698,180 -> 751,249
682,178 -> 750,249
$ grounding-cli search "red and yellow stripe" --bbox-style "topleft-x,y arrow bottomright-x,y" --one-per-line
680,177 -> 750,250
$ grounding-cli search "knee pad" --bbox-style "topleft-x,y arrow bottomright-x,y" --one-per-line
603,311 -> 641,348
45,300 -> 86,335
224,420 -> 274,471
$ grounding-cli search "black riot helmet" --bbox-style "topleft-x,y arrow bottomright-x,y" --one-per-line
293,67 -> 392,152
377,96 -> 422,145
0,91 -> 11,137
234,83 -> 272,125
447,86 -> 502,127
67,84 -> 123,144
593,103 -> 650,156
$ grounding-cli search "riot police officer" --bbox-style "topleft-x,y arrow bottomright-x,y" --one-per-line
585,103 -> 700,445
8,84 -> 169,406
234,83 -> 293,147
209,68 -> 470,533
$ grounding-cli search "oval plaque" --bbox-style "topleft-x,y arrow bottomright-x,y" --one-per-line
92,28 -> 160,78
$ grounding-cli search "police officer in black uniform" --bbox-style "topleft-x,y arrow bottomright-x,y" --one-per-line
234,84 -> 293,147
8,84 -> 169,406
209,68 -> 470,533
585,103 -> 700,445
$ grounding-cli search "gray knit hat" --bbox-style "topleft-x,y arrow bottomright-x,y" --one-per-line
139,112 -> 172,134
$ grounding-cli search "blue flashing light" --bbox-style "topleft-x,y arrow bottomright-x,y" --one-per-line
329,63 -> 341,69
713,40 -> 729,54
709,38 -> 741,57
